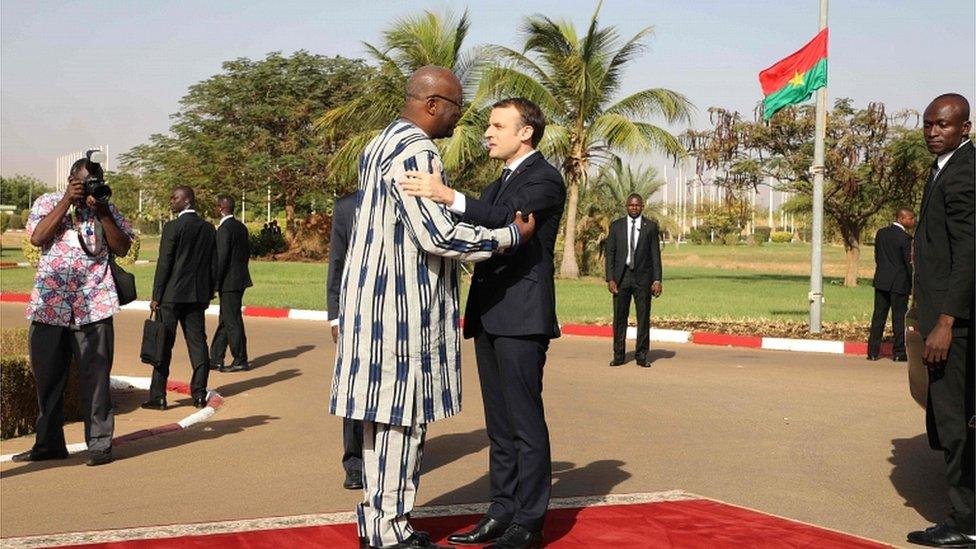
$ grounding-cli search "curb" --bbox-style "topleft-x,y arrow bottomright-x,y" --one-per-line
0,375 -> 223,463
0,292 -> 885,358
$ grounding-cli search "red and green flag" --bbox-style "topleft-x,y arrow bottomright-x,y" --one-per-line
759,28 -> 828,120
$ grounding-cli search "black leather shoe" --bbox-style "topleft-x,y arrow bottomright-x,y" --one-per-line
907,523 -> 976,548
636,357 -> 649,367
359,537 -> 368,548
86,449 -> 113,466
209,361 -> 223,371
376,531 -> 451,548
892,355 -> 908,362
609,358 -> 625,367
343,470 -> 364,490
10,449 -> 69,463
866,355 -> 880,361
140,398 -> 167,410
220,362 -> 250,372
448,516 -> 510,545
486,524 -> 542,549
193,396 -> 208,409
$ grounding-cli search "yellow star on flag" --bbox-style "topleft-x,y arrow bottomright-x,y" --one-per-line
789,70 -> 804,88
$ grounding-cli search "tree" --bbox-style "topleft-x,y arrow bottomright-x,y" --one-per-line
756,100 -> 930,285
317,10 -> 492,187
120,51 -> 373,242
1,175 -> 49,210
477,4 -> 692,278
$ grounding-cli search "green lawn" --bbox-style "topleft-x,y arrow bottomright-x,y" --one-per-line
1,259 -> 874,324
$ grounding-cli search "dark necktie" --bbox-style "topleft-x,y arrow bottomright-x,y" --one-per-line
627,218 -> 637,267
922,160 -> 939,209
502,168 -> 512,182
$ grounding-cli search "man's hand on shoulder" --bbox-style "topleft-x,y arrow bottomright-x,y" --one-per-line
402,159 -> 454,205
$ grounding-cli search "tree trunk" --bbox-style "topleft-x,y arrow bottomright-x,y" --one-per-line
841,225 -> 861,287
559,164 -> 583,279
284,187 -> 297,244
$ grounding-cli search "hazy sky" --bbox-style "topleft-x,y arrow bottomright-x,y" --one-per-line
2,0 -> 974,185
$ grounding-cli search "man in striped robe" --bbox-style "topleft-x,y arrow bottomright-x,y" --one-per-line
330,66 -> 535,549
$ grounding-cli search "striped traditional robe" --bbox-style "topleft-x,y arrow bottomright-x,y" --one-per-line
331,120 -> 518,427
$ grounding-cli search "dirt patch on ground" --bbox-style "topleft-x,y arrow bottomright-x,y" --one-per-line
653,318 -> 873,341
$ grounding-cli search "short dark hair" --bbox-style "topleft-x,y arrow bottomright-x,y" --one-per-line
217,195 -> 235,212
492,97 -> 546,147
69,158 -> 87,177
931,93 -> 971,119
627,193 -> 644,204
174,185 -> 196,206
895,208 -> 914,220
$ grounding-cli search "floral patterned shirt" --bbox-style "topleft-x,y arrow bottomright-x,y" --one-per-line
25,192 -> 135,327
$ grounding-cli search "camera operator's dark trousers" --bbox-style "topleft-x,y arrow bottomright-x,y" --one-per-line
28,318 -> 115,455
150,302 -> 210,402
612,269 -> 652,362
210,290 -> 248,367
343,418 -> 363,474
868,289 -> 908,358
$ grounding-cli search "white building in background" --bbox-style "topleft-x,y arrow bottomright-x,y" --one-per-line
55,146 -> 107,192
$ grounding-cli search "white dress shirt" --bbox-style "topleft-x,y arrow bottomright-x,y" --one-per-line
218,214 -> 234,228
936,138 -> 971,173
625,215 -> 642,266
449,149 -> 538,215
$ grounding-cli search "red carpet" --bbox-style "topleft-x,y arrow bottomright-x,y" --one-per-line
64,499 -> 887,548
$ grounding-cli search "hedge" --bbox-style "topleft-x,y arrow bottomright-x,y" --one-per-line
1,328 -> 83,440
7,213 -> 24,230
770,231 -> 793,243
246,222 -> 287,257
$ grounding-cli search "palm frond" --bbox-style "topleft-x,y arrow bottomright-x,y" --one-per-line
604,88 -> 694,124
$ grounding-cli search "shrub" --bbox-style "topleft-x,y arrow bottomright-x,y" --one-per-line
0,213 -> 9,234
22,235 -> 40,266
246,223 -> 287,257
7,213 -> 24,230
135,218 -> 161,235
754,226 -> 771,244
21,209 -> 30,221
0,329 -> 83,440
771,231 -> 793,243
687,227 -> 709,245
116,234 -> 141,266
722,233 -> 739,246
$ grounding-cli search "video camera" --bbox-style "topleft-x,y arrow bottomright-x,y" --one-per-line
83,149 -> 112,203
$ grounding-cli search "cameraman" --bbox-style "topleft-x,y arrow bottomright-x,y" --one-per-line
13,156 -> 133,467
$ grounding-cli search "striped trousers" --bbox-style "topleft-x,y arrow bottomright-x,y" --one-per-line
357,419 -> 427,548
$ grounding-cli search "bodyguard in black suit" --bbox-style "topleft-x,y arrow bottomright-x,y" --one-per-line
143,186 -> 217,410
906,94 -> 974,548
402,98 -> 565,549
605,194 -> 663,367
326,191 -> 364,491
867,209 -> 915,361
210,195 -> 252,372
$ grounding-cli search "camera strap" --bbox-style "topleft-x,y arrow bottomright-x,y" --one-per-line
73,206 -> 106,258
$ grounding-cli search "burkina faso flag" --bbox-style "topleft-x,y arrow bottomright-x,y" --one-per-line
759,28 -> 828,120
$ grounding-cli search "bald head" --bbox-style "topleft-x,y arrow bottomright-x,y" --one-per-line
895,207 -> 915,230
923,93 -> 972,155
401,65 -> 464,139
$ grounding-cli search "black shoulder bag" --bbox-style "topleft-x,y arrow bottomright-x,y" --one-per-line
77,210 -> 137,305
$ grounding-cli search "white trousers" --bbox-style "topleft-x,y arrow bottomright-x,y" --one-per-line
357,419 -> 427,548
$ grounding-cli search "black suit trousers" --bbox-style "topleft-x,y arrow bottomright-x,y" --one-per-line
210,290 -> 248,366
868,289 -> 908,357
474,329 -> 551,532
28,318 -> 115,455
342,418 -> 363,474
926,319 -> 975,533
151,302 -> 210,401
613,269 -> 651,360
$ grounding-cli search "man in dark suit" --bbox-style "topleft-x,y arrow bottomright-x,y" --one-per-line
402,97 -> 565,549
143,186 -> 217,410
906,93 -> 974,548
326,191 -> 363,491
605,194 -> 663,367
209,195 -> 253,372
867,208 -> 915,361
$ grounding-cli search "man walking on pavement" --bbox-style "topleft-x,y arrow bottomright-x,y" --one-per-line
144,186 -> 217,410
210,195 -> 252,373
867,208 -> 914,362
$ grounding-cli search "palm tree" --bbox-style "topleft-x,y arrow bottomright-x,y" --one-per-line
316,10 -> 489,185
476,3 -> 693,278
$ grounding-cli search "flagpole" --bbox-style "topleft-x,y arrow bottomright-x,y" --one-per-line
809,0 -> 828,333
